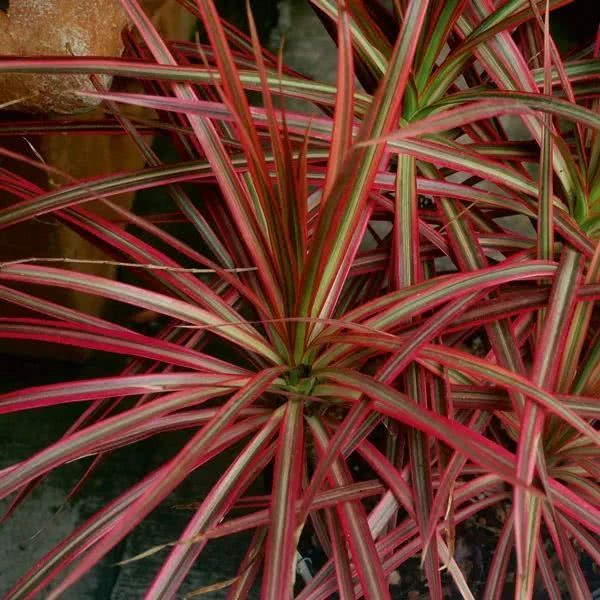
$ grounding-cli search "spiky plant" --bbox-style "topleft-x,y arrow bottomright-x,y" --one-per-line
0,0 -> 599,598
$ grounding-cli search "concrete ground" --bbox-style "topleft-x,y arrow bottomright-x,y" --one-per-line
0,356 -> 259,598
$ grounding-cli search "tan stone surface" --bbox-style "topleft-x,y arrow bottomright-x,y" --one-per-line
0,0 -> 129,113
0,1 -> 196,358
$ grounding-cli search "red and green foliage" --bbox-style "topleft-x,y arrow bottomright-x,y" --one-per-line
0,0 -> 599,598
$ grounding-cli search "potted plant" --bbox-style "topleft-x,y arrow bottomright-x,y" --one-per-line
0,0 -> 598,598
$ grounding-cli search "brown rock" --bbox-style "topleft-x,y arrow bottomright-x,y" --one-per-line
0,0 -> 129,113
0,1 -> 196,360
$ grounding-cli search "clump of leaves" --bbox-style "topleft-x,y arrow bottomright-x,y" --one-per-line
0,0 -> 599,598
